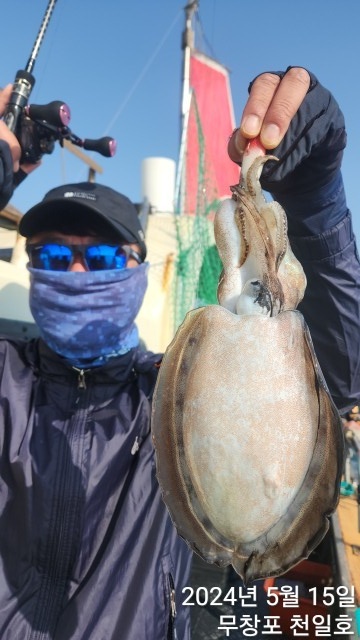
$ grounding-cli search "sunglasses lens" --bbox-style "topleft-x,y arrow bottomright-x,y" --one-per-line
85,245 -> 128,271
30,244 -> 73,271
28,244 -> 133,271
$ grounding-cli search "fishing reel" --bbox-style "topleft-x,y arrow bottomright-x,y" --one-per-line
5,70 -> 116,166
3,0 -> 116,186
16,98 -> 116,164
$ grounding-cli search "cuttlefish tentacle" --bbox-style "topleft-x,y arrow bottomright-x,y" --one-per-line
215,150 -> 306,317
246,151 -> 306,309
234,183 -> 285,315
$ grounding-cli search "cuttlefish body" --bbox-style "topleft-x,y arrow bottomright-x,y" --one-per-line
152,141 -> 344,583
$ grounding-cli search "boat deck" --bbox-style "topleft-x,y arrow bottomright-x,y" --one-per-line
336,493 -> 360,602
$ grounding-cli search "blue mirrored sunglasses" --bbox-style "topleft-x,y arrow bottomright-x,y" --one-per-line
26,243 -> 142,272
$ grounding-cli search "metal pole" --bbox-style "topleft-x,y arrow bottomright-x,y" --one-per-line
176,1 -> 198,213
180,1 -> 198,135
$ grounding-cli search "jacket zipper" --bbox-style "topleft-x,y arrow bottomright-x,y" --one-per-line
72,367 -> 89,389
168,573 -> 178,640
30,378 -> 90,637
131,436 -> 140,454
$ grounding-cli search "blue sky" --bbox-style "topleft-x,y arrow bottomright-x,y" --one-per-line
2,0 -> 360,240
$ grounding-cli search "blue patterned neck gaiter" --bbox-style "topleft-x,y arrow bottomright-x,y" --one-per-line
28,263 -> 148,368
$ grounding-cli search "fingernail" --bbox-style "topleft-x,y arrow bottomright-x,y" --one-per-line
261,123 -> 281,147
241,114 -> 261,136
233,129 -> 246,155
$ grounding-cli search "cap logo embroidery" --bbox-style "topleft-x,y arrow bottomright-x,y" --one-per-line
63,191 -> 97,201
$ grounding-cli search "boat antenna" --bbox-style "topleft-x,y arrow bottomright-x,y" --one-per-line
180,1 -> 199,134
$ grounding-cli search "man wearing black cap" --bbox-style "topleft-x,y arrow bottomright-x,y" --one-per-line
20,181 -> 148,259
19,182 -> 150,368
0,152 -> 192,636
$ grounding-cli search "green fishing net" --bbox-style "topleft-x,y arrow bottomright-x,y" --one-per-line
172,95 -> 223,331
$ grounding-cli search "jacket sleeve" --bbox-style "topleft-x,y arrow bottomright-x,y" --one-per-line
278,171 -> 360,415
256,70 -> 360,414
0,139 -> 14,210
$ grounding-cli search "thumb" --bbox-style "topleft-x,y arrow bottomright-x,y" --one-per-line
0,84 -> 13,116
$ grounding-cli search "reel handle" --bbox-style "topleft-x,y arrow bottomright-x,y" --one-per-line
25,101 -> 71,127
83,136 -> 117,157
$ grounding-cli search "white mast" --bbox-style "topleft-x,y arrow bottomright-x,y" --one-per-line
175,1 -> 199,213
180,1 -> 198,134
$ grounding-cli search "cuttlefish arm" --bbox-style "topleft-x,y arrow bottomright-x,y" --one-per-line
215,139 -> 306,315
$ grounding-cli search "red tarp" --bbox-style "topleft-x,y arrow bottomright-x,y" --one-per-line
184,51 -> 240,215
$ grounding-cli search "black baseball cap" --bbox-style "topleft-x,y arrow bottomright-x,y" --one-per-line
19,182 -> 147,260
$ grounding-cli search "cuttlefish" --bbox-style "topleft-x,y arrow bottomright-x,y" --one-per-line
152,139 -> 344,583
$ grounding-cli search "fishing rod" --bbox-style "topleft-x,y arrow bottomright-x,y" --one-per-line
3,0 -> 116,181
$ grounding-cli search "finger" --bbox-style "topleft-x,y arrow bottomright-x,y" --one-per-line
259,67 -> 310,148
228,73 -> 282,163
0,121 -> 21,172
241,73 -> 282,139
0,84 -> 13,115
0,84 -> 21,171
20,161 -> 42,175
